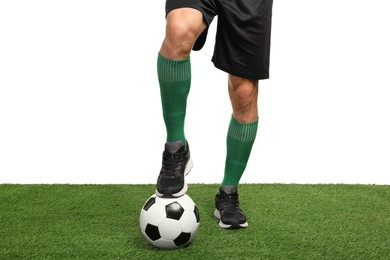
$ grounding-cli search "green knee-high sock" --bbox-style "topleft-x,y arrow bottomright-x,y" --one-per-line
222,116 -> 259,186
157,53 -> 191,145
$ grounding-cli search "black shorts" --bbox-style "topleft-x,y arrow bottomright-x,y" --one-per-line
166,0 -> 274,80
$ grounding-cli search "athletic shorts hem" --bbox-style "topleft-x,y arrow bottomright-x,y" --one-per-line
212,62 -> 270,80
165,0 -> 273,78
166,5 -> 212,26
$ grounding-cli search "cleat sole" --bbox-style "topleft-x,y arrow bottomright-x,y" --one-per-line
214,209 -> 248,229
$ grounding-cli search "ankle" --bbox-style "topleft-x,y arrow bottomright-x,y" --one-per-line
219,185 -> 238,195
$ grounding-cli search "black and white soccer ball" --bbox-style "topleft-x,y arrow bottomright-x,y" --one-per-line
139,194 -> 200,249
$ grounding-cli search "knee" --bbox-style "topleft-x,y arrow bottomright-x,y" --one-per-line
229,76 -> 259,122
229,79 -> 258,104
162,22 -> 198,58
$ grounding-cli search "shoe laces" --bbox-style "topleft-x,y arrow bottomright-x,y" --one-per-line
221,193 -> 240,210
161,150 -> 185,177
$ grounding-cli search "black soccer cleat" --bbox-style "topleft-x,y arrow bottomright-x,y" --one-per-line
156,140 -> 193,198
214,187 -> 248,229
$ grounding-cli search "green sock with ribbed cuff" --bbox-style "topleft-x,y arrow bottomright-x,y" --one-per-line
222,116 -> 258,186
157,53 -> 191,147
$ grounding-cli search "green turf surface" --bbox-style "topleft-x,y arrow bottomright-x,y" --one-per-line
0,184 -> 389,259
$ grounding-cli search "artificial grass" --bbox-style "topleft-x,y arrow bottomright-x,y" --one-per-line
0,184 -> 389,259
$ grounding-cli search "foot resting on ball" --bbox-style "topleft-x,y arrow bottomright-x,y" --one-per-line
156,140 -> 192,198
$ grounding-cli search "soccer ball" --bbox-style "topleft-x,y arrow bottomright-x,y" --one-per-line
139,194 -> 200,249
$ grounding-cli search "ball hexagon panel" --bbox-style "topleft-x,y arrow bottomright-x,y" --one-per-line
153,238 -> 177,249
158,218 -> 183,240
139,210 -> 148,231
155,196 -> 177,206
145,203 -> 166,226
176,195 -> 197,211
179,210 -> 197,233
190,223 -> 200,241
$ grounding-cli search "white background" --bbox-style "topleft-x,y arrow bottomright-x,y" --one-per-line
1,0 -> 389,184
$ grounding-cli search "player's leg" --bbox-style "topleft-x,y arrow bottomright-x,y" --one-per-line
156,8 -> 207,198
224,75 -> 259,188
215,75 -> 259,229
158,8 -> 206,145
223,75 -> 259,187
212,0 -> 273,229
